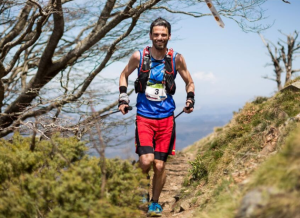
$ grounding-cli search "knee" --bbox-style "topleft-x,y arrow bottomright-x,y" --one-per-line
139,155 -> 153,173
153,161 -> 165,175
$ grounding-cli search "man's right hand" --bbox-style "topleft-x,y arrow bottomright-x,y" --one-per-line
118,92 -> 130,115
119,104 -> 129,115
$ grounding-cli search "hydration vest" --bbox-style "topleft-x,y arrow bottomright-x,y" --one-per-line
134,46 -> 176,96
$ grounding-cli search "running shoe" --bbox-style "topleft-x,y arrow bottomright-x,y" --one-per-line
147,202 -> 162,217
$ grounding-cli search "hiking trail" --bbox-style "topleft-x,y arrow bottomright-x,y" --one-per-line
144,151 -> 197,218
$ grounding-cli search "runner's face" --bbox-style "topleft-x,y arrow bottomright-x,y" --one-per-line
150,26 -> 170,50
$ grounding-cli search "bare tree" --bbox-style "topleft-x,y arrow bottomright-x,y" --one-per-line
260,31 -> 300,91
278,31 -> 300,83
260,34 -> 283,91
0,0 -> 270,137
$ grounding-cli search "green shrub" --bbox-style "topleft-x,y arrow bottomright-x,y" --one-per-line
0,133 -> 144,218
252,96 -> 269,105
189,155 -> 208,182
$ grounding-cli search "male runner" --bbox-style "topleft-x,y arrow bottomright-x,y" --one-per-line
118,17 -> 195,217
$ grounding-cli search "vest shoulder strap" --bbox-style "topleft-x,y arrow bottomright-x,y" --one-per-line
165,48 -> 174,75
140,47 -> 175,75
140,46 -> 151,73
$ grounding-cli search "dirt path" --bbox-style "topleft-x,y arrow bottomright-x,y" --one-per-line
147,151 -> 196,218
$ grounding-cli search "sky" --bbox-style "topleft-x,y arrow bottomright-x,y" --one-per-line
170,0 -> 300,114
98,0 -> 300,157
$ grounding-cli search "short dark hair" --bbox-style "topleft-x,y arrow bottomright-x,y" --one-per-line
150,17 -> 171,35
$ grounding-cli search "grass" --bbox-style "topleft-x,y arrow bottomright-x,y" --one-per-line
180,78 -> 300,217
194,125 -> 300,218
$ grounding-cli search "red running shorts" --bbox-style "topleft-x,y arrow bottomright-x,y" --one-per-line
135,114 -> 176,162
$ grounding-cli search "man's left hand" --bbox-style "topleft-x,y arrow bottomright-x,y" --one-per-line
183,100 -> 194,113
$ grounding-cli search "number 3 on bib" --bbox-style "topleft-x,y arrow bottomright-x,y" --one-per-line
145,84 -> 167,101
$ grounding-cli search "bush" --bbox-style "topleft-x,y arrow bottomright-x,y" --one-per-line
252,96 -> 269,105
0,133 -> 144,218
189,155 -> 208,182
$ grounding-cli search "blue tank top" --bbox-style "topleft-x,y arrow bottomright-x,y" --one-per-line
136,48 -> 178,119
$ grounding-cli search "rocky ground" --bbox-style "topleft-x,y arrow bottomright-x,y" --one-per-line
141,151 -> 197,218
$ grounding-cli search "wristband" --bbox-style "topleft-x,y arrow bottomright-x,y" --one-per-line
187,92 -> 195,99
186,92 -> 195,109
119,93 -> 129,103
118,93 -> 130,108
119,86 -> 127,94
118,101 -> 128,108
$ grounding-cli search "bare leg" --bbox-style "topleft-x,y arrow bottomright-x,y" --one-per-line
152,159 -> 166,202
139,153 -> 154,174
139,154 -> 154,201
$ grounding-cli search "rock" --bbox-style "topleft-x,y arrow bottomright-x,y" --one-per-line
180,200 -> 190,211
174,205 -> 181,213
281,80 -> 300,92
232,170 -> 248,183
254,123 -> 265,132
162,197 -> 176,211
285,117 -> 297,126
260,141 -> 277,155
260,127 -> 278,155
295,113 -> 300,122
235,187 -> 277,218
174,194 -> 181,201
165,197 -> 176,203
278,111 -> 288,120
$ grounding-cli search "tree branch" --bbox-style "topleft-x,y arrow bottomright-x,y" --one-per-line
0,61 -> 5,112
291,69 -> 300,74
0,4 -> 32,49
151,6 -> 210,18
36,0 -> 64,75
0,0 -> 156,129
0,7 -> 141,134
4,14 -> 48,76
262,75 -> 277,82
0,13 -> 41,61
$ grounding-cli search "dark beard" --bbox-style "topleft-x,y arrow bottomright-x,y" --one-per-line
153,40 -> 168,50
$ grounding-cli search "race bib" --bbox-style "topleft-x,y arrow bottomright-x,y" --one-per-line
145,83 -> 167,101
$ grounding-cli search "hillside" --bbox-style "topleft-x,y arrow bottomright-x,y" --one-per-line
159,78 -> 300,217
0,79 -> 299,218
